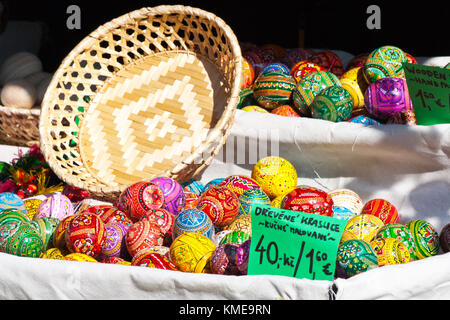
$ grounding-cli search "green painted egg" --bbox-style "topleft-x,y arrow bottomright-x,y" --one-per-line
0,192 -> 27,215
375,223 -> 418,260
406,219 -> 440,259
0,209 -> 30,227
237,87 -> 258,109
292,71 -> 341,116
219,230 -> 251,246
363,46 -> 407,83
253,71 -> 297,110
30,217 -> 61,250
310,85 -> 354,122
0,220 -> 44,258
336,239 -> 378,278
238,188 -> 270,216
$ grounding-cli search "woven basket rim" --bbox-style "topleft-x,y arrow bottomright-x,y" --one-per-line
0,105 -> 41,115
39,5 -> 242,197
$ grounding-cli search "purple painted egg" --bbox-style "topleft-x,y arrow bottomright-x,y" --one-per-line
235,240 -> 250,274
210,242 -> 244,275
364,77 -> 412,121
101,222 -> 129,259
34,193 -> 74,220
150,177 -> 186,216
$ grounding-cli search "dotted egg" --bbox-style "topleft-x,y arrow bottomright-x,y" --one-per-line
172,208 -> 215,241
310,85 -> 354,122
253,71 -> 297,110
336,239 -> 378,278
363,45 -> 407,83
341,214 -> 384,243
370,237 -> 411,266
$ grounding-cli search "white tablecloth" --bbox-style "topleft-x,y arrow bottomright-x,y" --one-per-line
0,104 -> 449,300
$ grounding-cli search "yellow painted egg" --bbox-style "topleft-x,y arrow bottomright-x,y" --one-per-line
64,253 -> 98,263
39,248 -> 65,260
251,156 -> 297,199
370,237 -> 411,266
169,233 -> 216,273
24,199 -> 43,221
241,105 -> 270,113
224,214 -> 252,236
339,67 -> 368,113
341,214 -> 384,243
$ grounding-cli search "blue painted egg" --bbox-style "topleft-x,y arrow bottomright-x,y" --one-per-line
172,208 -> 215,241
238,188 -> 270,216
0,192 -> 26,215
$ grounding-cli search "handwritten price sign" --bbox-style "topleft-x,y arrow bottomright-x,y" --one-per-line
403,63 -> 450,125
248,205 -> 346,281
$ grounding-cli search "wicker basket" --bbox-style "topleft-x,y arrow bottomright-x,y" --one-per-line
0,106 -> 40,146
39,5 -> 242,201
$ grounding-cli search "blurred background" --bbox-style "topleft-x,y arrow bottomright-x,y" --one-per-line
0,0 -> 448,72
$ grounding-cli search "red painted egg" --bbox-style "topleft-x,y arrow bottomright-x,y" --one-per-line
197,186 -> 240,228
310,51 -> 344,77
184,191 -> 200,210
65,212 -> 107,258
290,61 -> 325,83
281,186 -> 334,217
125,220 -> 163,257
83,205 -> 132,226
115,181 -> 165,222
271,105 -> 300,117
141,208 -> 175,239
218,175 -> 261,197
362,199 -> 399,224
131,249 -> 178,270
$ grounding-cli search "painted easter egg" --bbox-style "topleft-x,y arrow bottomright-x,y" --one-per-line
271,105 -> 300,117
34,193 -> 74,220
131,249 -> 178,270
219,230 -> 251,246
235,239 -> 251,274
211,242 -> 244,275
141,208 -> 175,235
115,181 -> 165,222
224,214 -> 252,236
101,222 -> 128,259
370,237 -> 411,266
406,220 -> 440,259
243,47 -> 275,77
261,63 -> 290,75
362,199 -> 399,224
0,220 -> 44,257
340,214 -> 384,243
181,179 -> 205,195
348,115 -> 381,126
218,175 -> 261,197
364,46 -> 407,83
310,51 -> 344,77
169,232 -> 216,273
150,177 -> 186,216
237,88 -> 258,109
310,85 -> 354,122
282,47 -> 315,68
184,191 -> 200,210
439,223 -> 450,253
0,192 -> 27,215
24,198 -> 42,220
328,188 -> 363,220
30,217 -> 60,250
241,105 -> 269,113
260,43 -> 286,59
375,223 -> 418,260
204,178 -> 225,190
345,53 -> 369,71
238,188 -> 270,216
292,71 -> 341,116
52,215 -> 76,254
290,61 -> 325,83
281,186 -> 334,216
125,219 -> 163,257
39,247 -> 64,260
172,208 -> 215,241
196,186 -> 239,228
364,77 -> 412,121
64,253 -> 98,262
242,57 -> 255,89
253,71 -> 297,110
404,52 -> 417,65
335,239 -> 378,278
214,230 -> 233,247
270,193 -> 289,209
340,67 -> 369,111
0,208 -> 30,227
65,212 -> 107,258
84,205 -> 132,226
387,110 -> 417,125
251,156 -> 298,199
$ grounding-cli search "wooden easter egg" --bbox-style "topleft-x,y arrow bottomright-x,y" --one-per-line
363,46 -> 407,83
310,85 -> 354,122
253,71 -> 297,110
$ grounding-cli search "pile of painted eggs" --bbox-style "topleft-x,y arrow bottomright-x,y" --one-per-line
0,157 -> 448,280
238,43 -> 427,126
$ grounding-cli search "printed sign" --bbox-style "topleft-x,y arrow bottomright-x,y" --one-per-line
403,62 -> 450,125
248,205 -> 346,281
